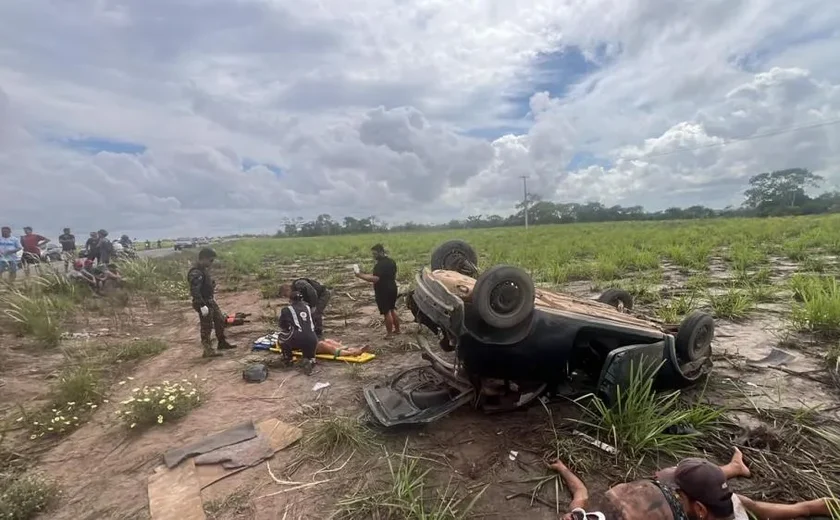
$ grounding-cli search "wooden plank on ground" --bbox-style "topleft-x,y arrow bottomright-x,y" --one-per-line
148,458 -> 206,520
196,418 -> 303,489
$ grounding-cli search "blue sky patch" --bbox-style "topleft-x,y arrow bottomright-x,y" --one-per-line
242,158 -> 283,176
730,27 -> 837,72
566,151 -> 613,171
504,43 -> 610,121
61,137 -> 147,155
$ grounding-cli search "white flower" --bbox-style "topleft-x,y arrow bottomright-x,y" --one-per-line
157,415 -> 164,424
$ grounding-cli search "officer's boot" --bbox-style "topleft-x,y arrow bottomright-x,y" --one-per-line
202,339 -> 222,358
300,358 -> 315,376
218,340 -> 237,350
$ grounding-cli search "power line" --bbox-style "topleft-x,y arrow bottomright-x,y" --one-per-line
638,117 -> 840,160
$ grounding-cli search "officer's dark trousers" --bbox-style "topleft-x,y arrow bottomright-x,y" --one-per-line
312,289 -> 331,337
194,300 -> 227,347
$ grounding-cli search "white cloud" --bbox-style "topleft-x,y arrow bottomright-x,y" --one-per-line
0,0 -> 839,237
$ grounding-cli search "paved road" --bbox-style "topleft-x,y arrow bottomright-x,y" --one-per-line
138,247 -> 177,259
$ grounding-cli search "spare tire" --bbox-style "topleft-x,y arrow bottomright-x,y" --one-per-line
473,265 -> 535,329
430,240 -> 479,276
597,288 -> 634,312
675,311 -> 715,363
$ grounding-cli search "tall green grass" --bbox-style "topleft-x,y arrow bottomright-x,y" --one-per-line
790,275 -> 840,334
575,361 -> 723,462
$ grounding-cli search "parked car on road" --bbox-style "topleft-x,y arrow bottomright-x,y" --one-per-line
174,238 -> 197,251
40,243 -> 63,262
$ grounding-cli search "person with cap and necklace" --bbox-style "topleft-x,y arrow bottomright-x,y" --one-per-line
547,448 -> 833,520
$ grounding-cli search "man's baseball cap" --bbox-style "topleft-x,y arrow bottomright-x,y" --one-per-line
674,458 -> 734,519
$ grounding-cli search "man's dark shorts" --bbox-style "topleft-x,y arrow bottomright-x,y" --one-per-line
375,285 -> 398,315
21,252 -> 40,265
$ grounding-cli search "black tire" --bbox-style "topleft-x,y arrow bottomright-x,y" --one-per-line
597,288 -> 634,312
472,265 -> 535,329
675,311 -> 715,363
430,240 -> 479,276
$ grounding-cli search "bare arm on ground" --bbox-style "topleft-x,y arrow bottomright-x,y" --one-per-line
548,460 -> 589,514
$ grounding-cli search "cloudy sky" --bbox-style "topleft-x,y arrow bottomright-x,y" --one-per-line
1,0 -> 839,238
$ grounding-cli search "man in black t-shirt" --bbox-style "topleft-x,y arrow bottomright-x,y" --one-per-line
354,243 -> 401,335
85,232 -> 100,263
58,228 -> 76,273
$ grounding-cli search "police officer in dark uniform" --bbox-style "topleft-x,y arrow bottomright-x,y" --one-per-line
278,278 -> 331,338
277,290 -> 318,375
188,248 -> 237,358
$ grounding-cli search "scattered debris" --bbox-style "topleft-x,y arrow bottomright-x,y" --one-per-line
148,458 -> 206,520
163,421 -> 258,469
242,363 -> 269,383
747,347 -> 797,368
572,430 -> 617,455
312,382 -> 331,392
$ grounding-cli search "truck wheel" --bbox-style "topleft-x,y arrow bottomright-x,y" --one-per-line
597,288 -> 634,312
675,311 -> 715,362
430,240 -> 479,277
473,265 -> 535,329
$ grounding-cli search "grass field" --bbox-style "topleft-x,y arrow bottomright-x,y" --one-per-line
1,214 -> 840,519
219,214 -> 840,279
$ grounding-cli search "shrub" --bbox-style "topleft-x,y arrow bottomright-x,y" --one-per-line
27,366 -> 104,439
116,380 -> 202,429
0,473 -> 57,520
0,291 -> 68,347
790,275 -> 840,335
576,361 -> 722,461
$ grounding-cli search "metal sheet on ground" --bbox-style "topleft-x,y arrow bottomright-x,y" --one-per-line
196,418 -> 303,489
148,458 -> 206,520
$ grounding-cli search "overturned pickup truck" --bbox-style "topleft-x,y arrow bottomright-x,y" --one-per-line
363,240 -> 715,428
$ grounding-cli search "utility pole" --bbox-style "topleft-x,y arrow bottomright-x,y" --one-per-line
519,175 -> 529,230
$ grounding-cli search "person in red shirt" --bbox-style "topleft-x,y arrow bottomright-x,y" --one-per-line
20,226 -> 49,276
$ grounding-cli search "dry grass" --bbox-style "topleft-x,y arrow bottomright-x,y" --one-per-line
332,442 -> 486,520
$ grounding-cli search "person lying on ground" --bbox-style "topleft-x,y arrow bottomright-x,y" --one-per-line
276,290 -> 318,375
279,277 -> 331,338
69,259 -> 98,286
20,226 -> 48,276
315,338 -> 371,358
354,243 -> 401,336
549,448 -> 834,520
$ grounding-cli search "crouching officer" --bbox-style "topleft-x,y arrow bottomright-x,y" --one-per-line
276,290 -> 318,375
188,248 -> 237,358
279,277 -> 331,338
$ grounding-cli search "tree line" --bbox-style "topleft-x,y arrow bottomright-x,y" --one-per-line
275,168 -> 840,237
